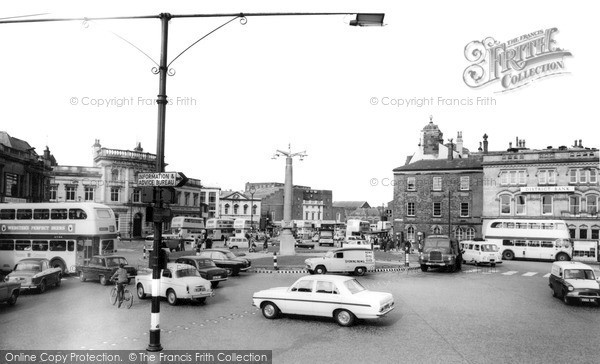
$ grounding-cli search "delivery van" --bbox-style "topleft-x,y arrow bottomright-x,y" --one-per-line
305,247 -> 375,276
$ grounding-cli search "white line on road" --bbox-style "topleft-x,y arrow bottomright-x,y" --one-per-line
502,271 -> 518,275
522,272 -> 538,277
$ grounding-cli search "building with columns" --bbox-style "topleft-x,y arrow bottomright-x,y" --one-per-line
219,190 -> 261,227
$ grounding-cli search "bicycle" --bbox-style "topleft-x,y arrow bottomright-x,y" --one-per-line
109,280 -> 133,309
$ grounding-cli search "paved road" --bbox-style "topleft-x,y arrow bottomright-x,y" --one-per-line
1,260 -> 599,364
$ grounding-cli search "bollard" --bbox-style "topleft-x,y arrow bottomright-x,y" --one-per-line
143,245 -> 147,260
405,249 -> 410,267
273,252 -> 278,271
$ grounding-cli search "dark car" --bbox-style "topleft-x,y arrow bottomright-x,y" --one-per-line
0,281 -> 21,305
77,255 -> 137,285
174,256 -> 228,288
197,249 -> 251,276
5,258 -> 62,293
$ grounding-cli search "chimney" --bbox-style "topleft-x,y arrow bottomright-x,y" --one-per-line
574,139 -> 578,148
447,138 -> 454,160
43,146 -> 51,159
478,141 -> 483,152
509,142 -> 512,149
456,131 -> 463,156
483,134 -> 488,153
579,139 -> 583,148
515,136 -> 519,148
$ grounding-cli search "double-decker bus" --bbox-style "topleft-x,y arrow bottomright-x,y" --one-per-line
234,218 -> 253,238
315,221 -> 343,247
346,219 -> 370,239
206,217 -> 235,240
483,219 -> 572,261
169,216 -> 205,241
0,202 -> 118,275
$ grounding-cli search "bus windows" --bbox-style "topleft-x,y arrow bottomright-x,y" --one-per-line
17,209 -> 32,220
15,240 -> 32,251
541,241 -> 554,248
0,240 -> 14,250
502,239 -> 513,246
102,240 -> 115,253
515,240 -> 527,246
491,222 -> 503,228
51,209 -> 68,220
516,223 -> 527,229
0,209 -> 15,220
541,223 -> 553,230
505,222 -> 515,229
527,241 -> 540,248
529,223 -> 541,229
50,240 -> 67,251
95,209 -> 112,219
68,240 -> 75,251
69,209 -> 87,220
33,209 -> 50,220
32,240 -> 49,251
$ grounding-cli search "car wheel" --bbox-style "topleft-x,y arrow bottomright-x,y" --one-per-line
354,267 -> 366,276
563,291 -> 571,305
552,287 -> 557,298
232,269 -> 240,277
167,289 -> 178,306
196,297 -> 207,304
79,271 -> 86,282
211,281 -> 219,288
7,291 -> 18,306
334,309 -> 355,327
262,302 -> 280,319
137,284 -> 147,299
39,280 -> 47,294
502,250 -> 514,260
315,265 -> 327,275
420,264 -> 428,272
99,275 -> 108,286
225,268 -> 233,276
556,253 -> 569,262
50,259 -> 66,275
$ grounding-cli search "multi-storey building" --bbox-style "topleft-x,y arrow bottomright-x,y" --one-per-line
0,131 -> 56,203
482,139 -> 599,242
219,190 -> 261,225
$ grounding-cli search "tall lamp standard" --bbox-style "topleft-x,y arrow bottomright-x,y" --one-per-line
249,186 -> 256,235
0,10 -> 384,353
272,144 -> 307,255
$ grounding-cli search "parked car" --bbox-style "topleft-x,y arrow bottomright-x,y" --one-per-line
549,261 -> 600,306
197,249 -> 251,276
174,256 -> 228,288
252,275 -> 395,326
460,241 -> 502,266
5,258 -> 62,293
0,281 -> 21,306
295,239 -> 315,249
77,255 -> 137,285
135,262 -> 214,305
226,237 -> 250,249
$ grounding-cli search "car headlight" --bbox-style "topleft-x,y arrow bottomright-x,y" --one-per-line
568,286 -> 574,292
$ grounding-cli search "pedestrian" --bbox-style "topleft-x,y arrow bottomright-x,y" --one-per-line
263,235 -> 269,252
383,236 -> 388,252
205,237 -> 213,249
405,240 -> 412,254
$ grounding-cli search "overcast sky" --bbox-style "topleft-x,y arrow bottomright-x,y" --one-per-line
2,0 -> 598,206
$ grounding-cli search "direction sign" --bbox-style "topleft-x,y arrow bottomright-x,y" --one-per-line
137,172 -> 188,187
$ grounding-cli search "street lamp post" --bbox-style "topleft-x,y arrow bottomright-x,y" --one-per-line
0,10 -> 385,352
272,144 -> 307,255
249,186 -> 256,235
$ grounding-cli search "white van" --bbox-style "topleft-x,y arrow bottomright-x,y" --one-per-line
460,240 -> 502,266
226,237 -> 250,249
305,247 -> 375,276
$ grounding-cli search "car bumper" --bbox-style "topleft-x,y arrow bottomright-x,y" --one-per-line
377,305 -> 395,317
208,277 -> 228,282
566,292 -> 600,303
186,291 -> 215,299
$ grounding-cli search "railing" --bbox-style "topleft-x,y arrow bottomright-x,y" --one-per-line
95,148 -> 157,162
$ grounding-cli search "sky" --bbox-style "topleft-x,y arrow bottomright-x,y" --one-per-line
1,0 -> 598,207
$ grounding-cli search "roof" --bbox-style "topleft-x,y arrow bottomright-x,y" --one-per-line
552,261 -> 593,269
333,201 -> 371,209
0,131 -> 34,152
298,274 -> 355,282
393,155 -> 483,173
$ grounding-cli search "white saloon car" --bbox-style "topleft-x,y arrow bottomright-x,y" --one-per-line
461,241 -> 502,266
252,275 -> 394,326
135,263 -> 214,305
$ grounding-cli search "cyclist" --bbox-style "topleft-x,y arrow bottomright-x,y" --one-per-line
111,263 -> 128,308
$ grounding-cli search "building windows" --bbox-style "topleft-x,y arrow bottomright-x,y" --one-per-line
433,226 -> 442,234
243,204 -> 248,215
592,227 -> 599,240
209,192 -> 216,203
432,177 -> 442,191
515,196 -> 526,215
111,169 -> 119,181
569,168 -> 597,184
224,204 -> 230,214
460,203 -> 470,217
65,186 -> 76,201
466,227 -> 475,240
500,195 -> 511,215
233,204 -> 239,215
252,205 -> 257,215
406,202 -> 415,216
5,173 -> 18,196
110,188 -> 120,202
569,227 -> 576,239
538,169 -> 556,185
454,227 -> 464,241
590,169 -> 598,184
175,192 -> 181,204
569,196 -> 580,214
407,177 -> 416,191
587,195 -> 598,214
407,226 -> 415,242
579,226 -> 588,239
200,192 -> 206,203
460,176 -> 470,191
500,170 -> 526,186
305,212 -> 309,220
193,193 -> 198,207
132,189 -> 140,203
432,202 -> 441,217
184,192 -> 190,206
84,187 -> 94,201
542,195 -> 553,215
49,185 -> 58,200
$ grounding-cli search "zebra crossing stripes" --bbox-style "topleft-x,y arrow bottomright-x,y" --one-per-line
502,271 -> 519,276
522,272 -> 538,277
543,273 -> 551,278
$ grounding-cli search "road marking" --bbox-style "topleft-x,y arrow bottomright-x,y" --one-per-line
522,272 -> 538,277
502,271 -> 518,275
543,273 -> 551,278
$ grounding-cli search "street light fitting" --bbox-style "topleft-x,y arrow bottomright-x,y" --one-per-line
349,13 -> 385,27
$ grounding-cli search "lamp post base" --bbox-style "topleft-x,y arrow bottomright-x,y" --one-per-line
279,229 -> 296,256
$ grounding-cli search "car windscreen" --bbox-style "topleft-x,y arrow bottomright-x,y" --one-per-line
481,244 -> 499,252
106,257 -> 128,267
344,279 -> 366,294
176,268 -> 200,278
224,251 -> 238,259
15,263 -> 41,271
564,269 -> 595,280
423,239 -> 451,252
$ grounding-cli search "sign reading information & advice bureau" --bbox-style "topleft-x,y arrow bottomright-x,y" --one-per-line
137,172 -> 188,187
